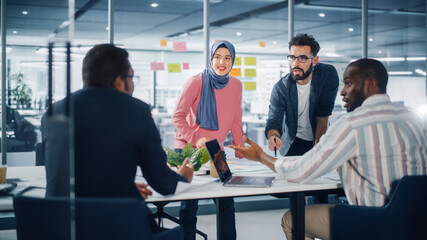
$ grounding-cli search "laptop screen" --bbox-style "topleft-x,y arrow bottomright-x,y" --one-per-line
205,139 -> 232,182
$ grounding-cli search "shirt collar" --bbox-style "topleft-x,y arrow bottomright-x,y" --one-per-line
360,94 -> 391,107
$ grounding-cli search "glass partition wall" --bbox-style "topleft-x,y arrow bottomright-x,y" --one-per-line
3,0 -> 425,163
0,0 -> 426,237
369,0 -> 427,112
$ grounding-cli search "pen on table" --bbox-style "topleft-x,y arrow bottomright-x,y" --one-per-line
274,135 -> 277,157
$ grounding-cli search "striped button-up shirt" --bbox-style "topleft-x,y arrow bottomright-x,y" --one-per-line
274,94 -> 427,206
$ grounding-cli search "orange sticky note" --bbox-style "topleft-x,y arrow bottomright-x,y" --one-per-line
259,41 -> 266,47
160,39 -> 167,47
229,68 -> 241,77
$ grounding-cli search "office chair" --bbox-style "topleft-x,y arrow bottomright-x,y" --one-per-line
13,195 -> 184,240
151,202 -> 208,240
2,106 -> 37,152
332,175 -> 427,240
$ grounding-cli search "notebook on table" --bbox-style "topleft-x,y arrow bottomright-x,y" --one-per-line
205,139 -> 275,188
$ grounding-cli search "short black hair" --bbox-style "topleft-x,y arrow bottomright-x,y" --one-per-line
82,44 -> 130,88
288,33 -> 321,56
348,58 -> 388,93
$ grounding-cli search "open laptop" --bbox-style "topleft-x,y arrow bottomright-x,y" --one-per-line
205,139 -> 275,188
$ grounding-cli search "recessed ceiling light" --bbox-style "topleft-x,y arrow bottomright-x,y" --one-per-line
272,41 -> 277,45
106,26 -> 109,30
378,50 -> 382,54
318,13 -> 325,17
236,32 -> 242,36
151,3 -> 159,8
12,31 -> 17,34
376,57 -> 405,62
369,38 -> 373,42
415,69 -> 426,76
348,28 -> 354,32
22,11 -> 28,15
388,71 -> 412,75
407,57 -> 427,61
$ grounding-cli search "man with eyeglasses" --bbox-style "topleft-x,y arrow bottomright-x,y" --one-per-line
265,33 -> 339,160
42,44 -> 194,232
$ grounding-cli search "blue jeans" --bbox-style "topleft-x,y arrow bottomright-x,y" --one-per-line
179,198 -> 236,240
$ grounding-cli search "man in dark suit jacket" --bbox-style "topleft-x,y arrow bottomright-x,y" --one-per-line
42,44 -> 193,200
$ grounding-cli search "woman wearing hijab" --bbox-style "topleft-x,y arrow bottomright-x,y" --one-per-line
172,40 -> 244,240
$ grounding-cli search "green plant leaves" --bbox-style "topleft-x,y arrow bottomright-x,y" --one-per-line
164,143 -> 210,171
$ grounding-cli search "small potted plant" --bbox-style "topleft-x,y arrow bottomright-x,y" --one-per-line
9,72 -> 33,110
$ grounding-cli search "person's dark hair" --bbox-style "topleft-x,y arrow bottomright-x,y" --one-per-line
288,33 -> 321,56
82,44 -> 130,88
348,58 -> 388,93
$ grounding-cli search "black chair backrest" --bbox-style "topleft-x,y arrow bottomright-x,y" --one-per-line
381,175 -> 427,239
13,195 -> 154,240
9,108 -> 36,144
333,175 -> 427,240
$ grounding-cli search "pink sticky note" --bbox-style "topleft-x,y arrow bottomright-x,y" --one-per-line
150,62 -> 165,71
173,42 -> 187,52
183,63 -> 189,70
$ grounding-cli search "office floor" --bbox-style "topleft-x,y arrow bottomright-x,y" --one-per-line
164,208 -> 288,240
0,208 -> 289,240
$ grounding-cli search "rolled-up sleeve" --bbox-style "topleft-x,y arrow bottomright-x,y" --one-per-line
273,115 -> 356,183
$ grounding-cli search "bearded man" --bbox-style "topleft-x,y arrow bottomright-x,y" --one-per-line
265,33 -> 339,157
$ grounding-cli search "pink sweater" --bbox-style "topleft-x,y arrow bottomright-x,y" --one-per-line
172,72 -> 244,153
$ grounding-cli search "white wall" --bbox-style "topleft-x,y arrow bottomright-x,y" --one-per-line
388,76 -> 427,110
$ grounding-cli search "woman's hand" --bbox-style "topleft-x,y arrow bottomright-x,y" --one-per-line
196,137 -> 210,149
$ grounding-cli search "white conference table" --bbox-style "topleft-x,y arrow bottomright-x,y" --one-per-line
145,161 -> 342,240
1,161 -> 342,240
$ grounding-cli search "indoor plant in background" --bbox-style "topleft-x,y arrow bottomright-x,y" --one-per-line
9,72 -> 33,110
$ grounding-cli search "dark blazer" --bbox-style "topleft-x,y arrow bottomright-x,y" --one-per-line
42,88 -> 186,198
265,63 -> 339,155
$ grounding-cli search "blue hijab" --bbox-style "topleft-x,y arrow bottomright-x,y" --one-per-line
196,40 -> 236,130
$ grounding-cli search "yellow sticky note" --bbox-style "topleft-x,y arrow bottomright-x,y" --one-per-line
168,63 -> 181,73
244,82 -> 256,91
229,68 -> 241,77
245,69 -> 256,77
234,57 -> 241,66
160,39 -> 167,47
259,41 -> 266,47
245,57 -> 256,66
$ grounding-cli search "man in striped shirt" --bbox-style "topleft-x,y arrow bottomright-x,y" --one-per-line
229,58 -> 427,240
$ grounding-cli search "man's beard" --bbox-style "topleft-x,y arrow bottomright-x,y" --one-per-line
347,85 -> 366,112
291,62 -> 313,81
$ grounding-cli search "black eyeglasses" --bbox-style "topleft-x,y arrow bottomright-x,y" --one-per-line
287,55 -> 315,63
127,75 -> 140,85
